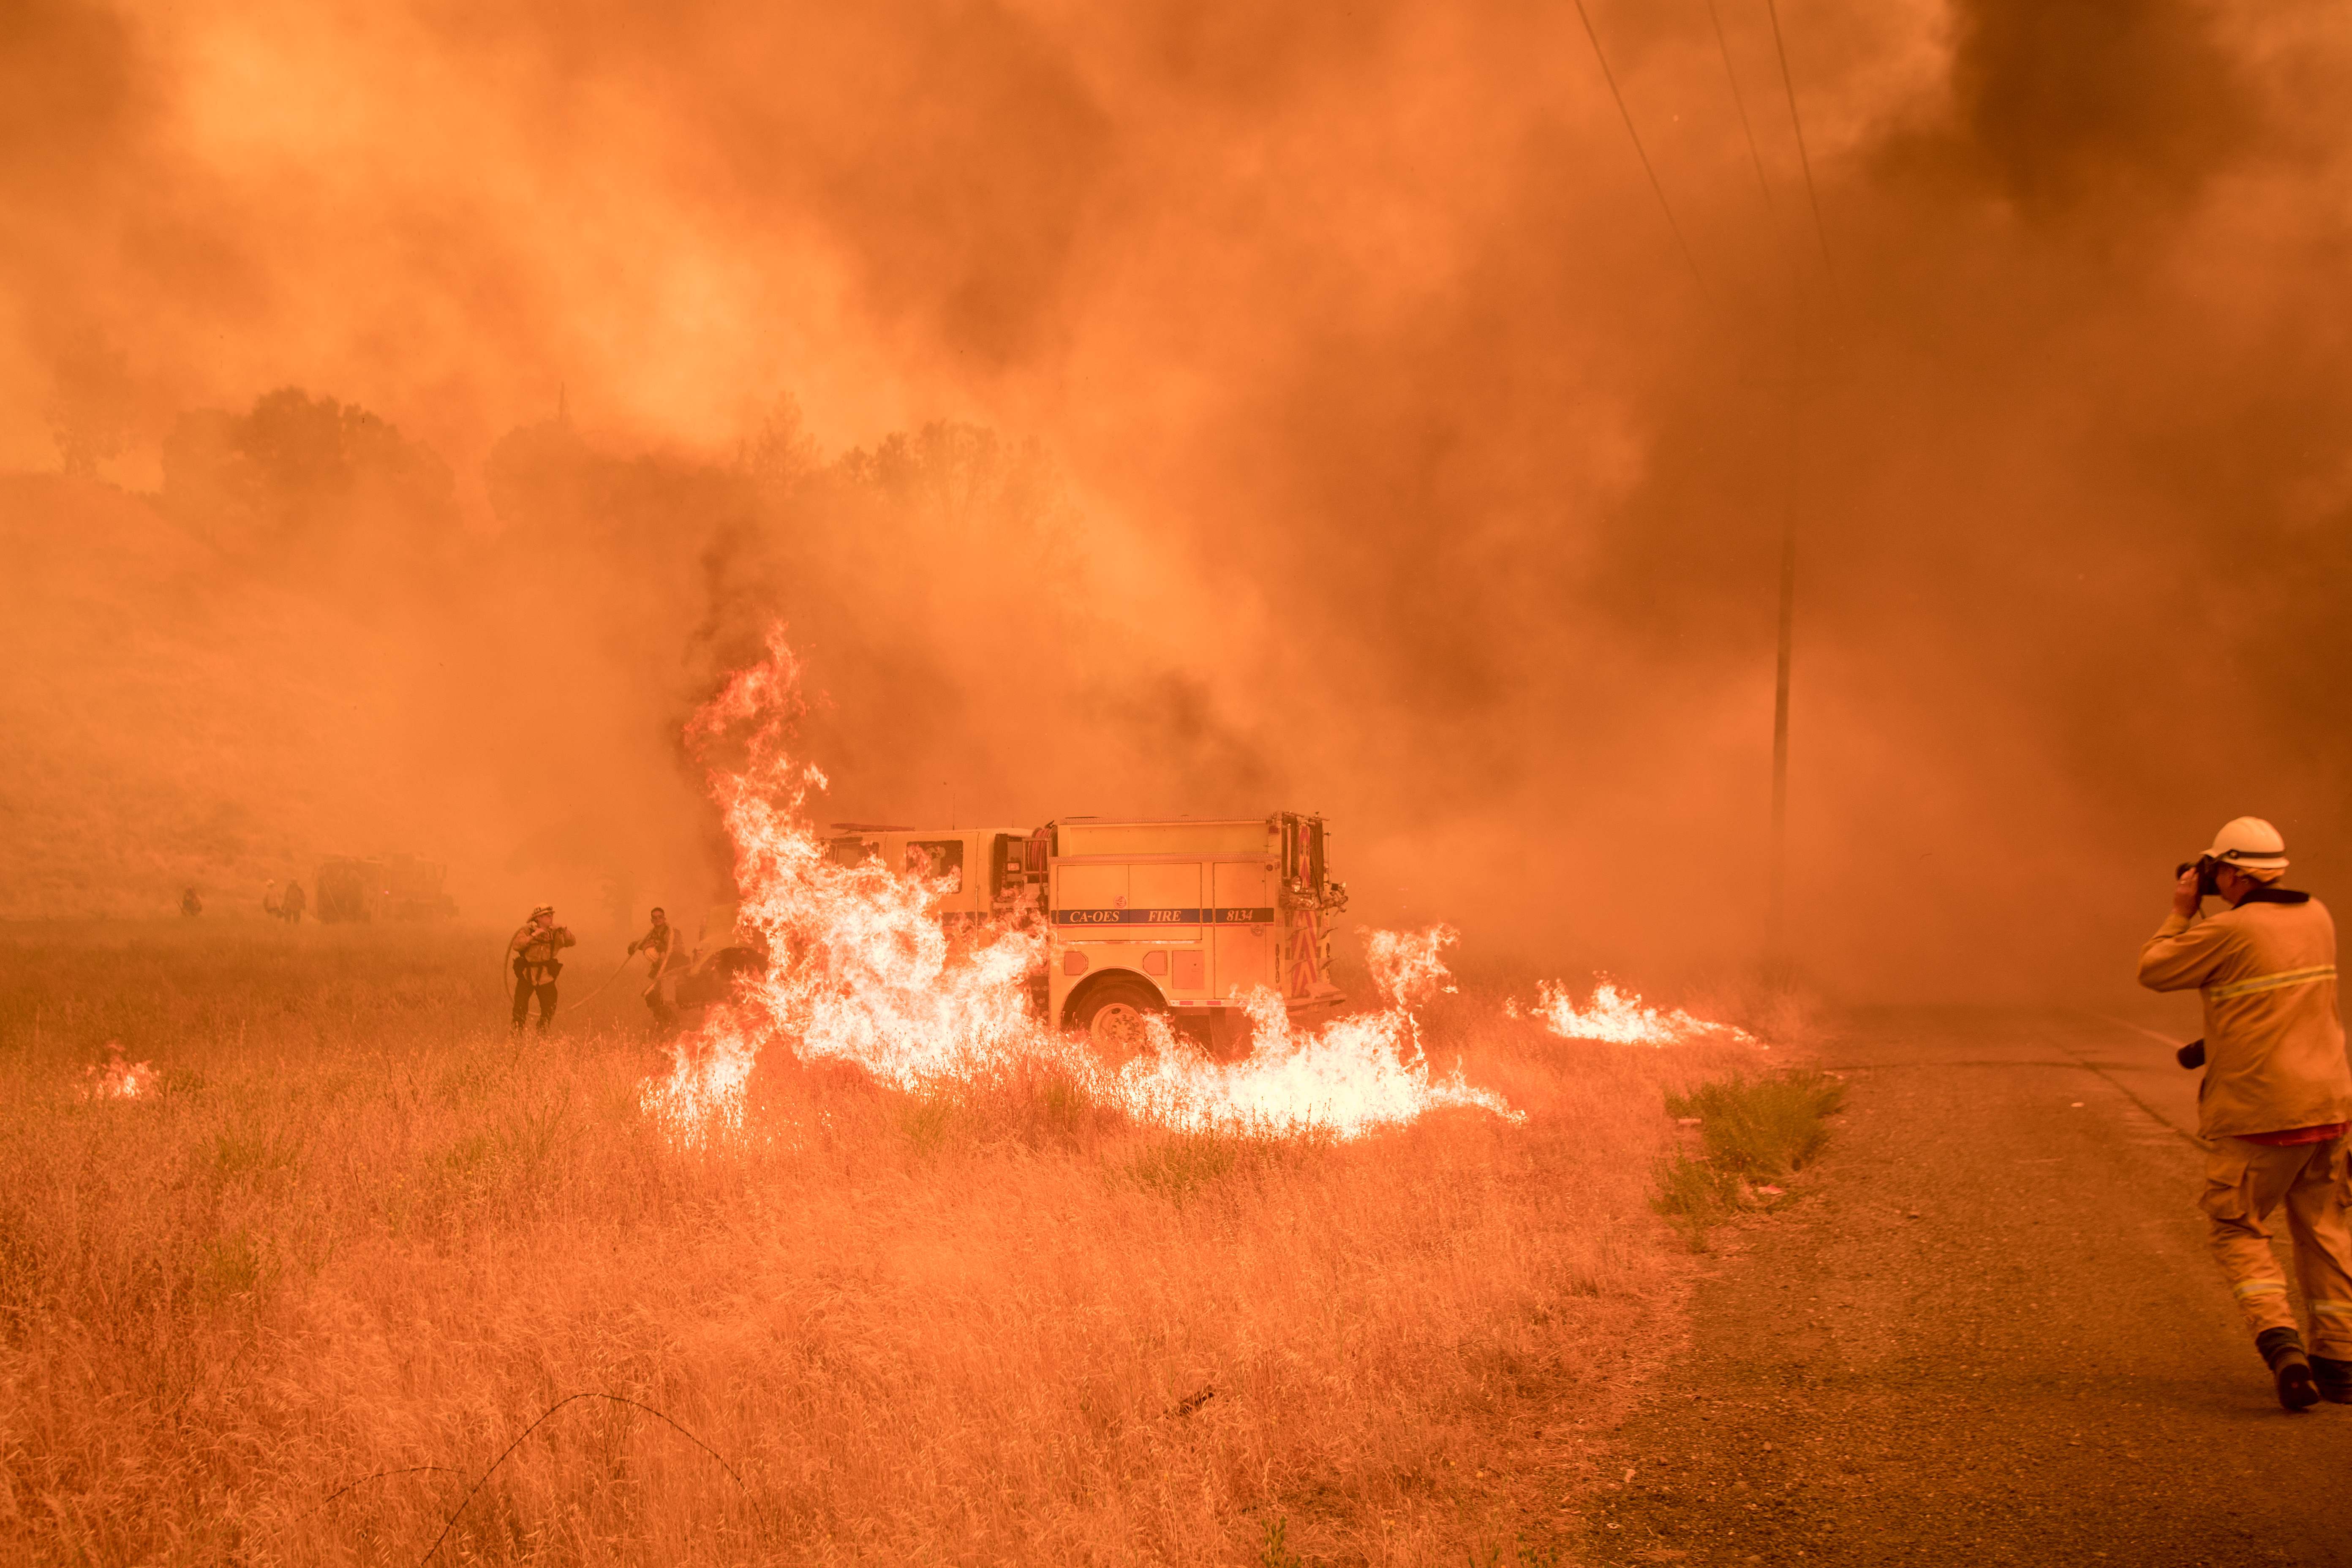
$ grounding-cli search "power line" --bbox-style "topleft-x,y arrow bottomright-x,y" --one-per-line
1571,0 -> 1710,300
1705,0 -> 1776,215
1762,0 -> 1835,279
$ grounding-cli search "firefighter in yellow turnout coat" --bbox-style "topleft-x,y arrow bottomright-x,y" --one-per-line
2140,817 -> 2352,1411
509,904 -> 577,1033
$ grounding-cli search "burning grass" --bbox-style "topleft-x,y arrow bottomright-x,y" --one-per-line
76,1039 -> 155,1099
645,634 -> 1511,1145
1509,977 -> 1759,1048
0,921 -> 1802,1565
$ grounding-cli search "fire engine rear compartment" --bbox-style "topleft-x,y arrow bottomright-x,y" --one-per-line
1047,815 -> 1346,1049
1049,849 -> 1275,1008
792,814 -> 1347,1051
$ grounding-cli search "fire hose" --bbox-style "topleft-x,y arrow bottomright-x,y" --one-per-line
502,946 -> 643,1015
566,953 -> 648,1011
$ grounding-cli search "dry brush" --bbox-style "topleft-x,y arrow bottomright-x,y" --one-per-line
0,923 -> 1779,1565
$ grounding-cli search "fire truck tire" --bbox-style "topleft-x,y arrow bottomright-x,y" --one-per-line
1067,973 -> 1167,1055
677,946 -> 762,1008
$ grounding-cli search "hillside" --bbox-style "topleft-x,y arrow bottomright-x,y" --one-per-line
0,474 -> 431,918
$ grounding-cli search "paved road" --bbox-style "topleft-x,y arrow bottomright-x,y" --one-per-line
1583,1008 -> 2352,1567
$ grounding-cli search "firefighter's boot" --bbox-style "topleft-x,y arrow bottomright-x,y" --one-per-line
2258,1326 -> 2320,1411
2312,1354 -> 2352,1405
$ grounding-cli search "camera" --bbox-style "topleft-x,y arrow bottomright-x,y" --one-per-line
2176,855 -> 2223,899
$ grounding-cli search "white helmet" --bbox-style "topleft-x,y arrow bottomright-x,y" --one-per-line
2205,816 -> 2289,871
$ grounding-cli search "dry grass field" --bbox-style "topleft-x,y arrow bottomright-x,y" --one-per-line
0,920 -> 1797,1566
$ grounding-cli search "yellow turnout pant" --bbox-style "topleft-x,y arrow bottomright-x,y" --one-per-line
2201,1133 -> 2352,1357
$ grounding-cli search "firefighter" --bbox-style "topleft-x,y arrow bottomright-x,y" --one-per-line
180,887 -> 202,917
628,906 -> 683,1029
2139,816 -> 2352,1411
509,903 -> 577,1032
282,880 -> 307,924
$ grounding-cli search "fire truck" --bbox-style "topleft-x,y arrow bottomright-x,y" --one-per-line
676,814 -> 1350,1051
314,853 -> 460,923
1030,814 -> 1349,1050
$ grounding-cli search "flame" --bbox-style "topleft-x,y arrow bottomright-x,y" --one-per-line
1111,926 -> 1512,1135
1363,926 -> 1459,1011
642,630 -> 1515,1142
79,1042 -> 155,1100
1510,977 -> 1756,1048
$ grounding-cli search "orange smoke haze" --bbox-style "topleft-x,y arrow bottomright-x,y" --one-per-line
6,0 -> 2350,1003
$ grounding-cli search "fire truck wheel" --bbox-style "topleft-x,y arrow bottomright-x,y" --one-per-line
1069,975 -> 1167,1056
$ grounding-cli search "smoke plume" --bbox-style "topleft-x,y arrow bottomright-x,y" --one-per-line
5,0 -> 2348,1006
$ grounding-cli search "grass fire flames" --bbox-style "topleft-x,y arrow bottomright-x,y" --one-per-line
646,632 -> 1514,1145
1511,980 -> 1761,1049
0,639 -> 1809,1565
76,1042 -> 156,1100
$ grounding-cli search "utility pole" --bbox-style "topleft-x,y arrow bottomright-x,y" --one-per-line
1767,488 -> 1796,968
1763,317 -> 1807,977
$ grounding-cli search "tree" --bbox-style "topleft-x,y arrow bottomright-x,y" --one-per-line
161,387 -> 452,555
44,329 -> 133,479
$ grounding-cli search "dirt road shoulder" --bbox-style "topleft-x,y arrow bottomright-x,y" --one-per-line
1580,1008 -> 2352,1568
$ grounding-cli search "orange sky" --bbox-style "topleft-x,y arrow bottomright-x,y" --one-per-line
7,0 -> 2351,1004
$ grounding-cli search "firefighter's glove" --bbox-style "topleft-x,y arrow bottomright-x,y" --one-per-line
2177,1038 -> 2206,1070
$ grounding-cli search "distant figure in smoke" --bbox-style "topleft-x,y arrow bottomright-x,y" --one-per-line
628,906 -> 683,1030
2140,817 -> 2352,1411
509,903 -> 576,1032
263,880 -> 282,919
180,887 -> 202,917
281,880 -> 306,924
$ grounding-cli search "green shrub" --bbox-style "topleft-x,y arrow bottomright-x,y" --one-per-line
896,1092 -> 963,1154
1651,1154 -> 1736,1248
1123,1132 -> 1245,1205
1652,1072 -> 1844,1247
1669,1071 -> 1844,1181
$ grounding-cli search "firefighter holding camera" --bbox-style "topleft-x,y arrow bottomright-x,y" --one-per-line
2140,817 -> 2352,1410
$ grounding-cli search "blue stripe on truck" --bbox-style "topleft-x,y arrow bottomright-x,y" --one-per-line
1053,908 -> 1276,926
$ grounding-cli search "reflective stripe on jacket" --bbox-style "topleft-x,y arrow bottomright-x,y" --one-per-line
2139,891 -> 2351,1139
